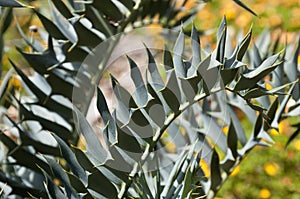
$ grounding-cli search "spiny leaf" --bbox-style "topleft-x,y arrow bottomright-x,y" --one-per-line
188,24 -> 201,77
180,164 -> 193,199
145,45 -> 164,91
0,131 -> 51,174
128,55 -> 149,107
49,1 -> 77,44
5,115 -> 61,157
216,16 -> 227,63
17,36 -> 58,74
284,37 -> 300,100
116,125 -> 143,154
271,83 -> 296,130
111,75 -> 131,125
10,60 -> 73,119
35,11 -> 67,40
234,53 -> 281,91
97,87 -> 117,145
173,28 -> 186,78
18,102 -> 73,141
232,0 -> 257,16
197,54 -> 219,94
237,28 -> 252,61
73,19 -> 103,47
243,81 -> 295,99
73,106 -> 108,165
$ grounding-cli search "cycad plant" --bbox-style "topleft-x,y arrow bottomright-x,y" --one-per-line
0,0 -> 299,198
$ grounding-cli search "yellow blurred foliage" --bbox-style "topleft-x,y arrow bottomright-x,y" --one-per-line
268,15 -> 282,27
230,165 -> 240,177
265,82 -> 272,90
293,139 -> 300,151
9,76 -> 22,89
165,141 -> 176,153
222,126 -> 229,135
269,128 -> 279,136
200,159 -> 210,177
53,178 -> 60,186
264,162 -> 279,176
278,120 -> 293,135
235,14 -> 251,28
259,188 -> 271,199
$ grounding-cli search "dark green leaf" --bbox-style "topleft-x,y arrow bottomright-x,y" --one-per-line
145,83 -> 165,127
180,164 -> 193,199
161,70 -> 181,113
17,36 -> 58,74
237,28 -> 252,61
35,11 -> 67,40
253,112 -> 263,139
210,149 -> 222,192
227,121 -> 238,158
52,134 -> 88,186
73,19 -> 103,47
10,60 -> 72,120
88,169 -> 119,199
92,0 -> 123,22
271,84 -> 296,129
39,166 -> 67,199
0,8 -> 13,34
44,157 -> 80,199
163,45 -> 174,69
116,125 -> 142,154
